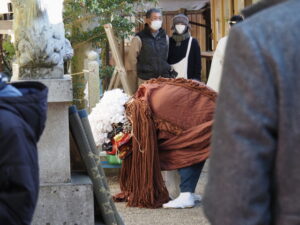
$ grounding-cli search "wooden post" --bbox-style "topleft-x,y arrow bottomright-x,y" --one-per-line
104,24 -> 132,95
108,68 -> 118,90
211,0 -> 216,50
211,0 -> 254,48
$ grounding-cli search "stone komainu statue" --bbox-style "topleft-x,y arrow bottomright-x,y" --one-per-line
11,0 -> 73,79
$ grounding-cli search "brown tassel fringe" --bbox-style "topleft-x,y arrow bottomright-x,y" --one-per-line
116,98 -> 169,208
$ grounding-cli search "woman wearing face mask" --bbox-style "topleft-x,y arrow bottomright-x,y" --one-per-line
161,14 -> 205,209
168,14 -> 202,81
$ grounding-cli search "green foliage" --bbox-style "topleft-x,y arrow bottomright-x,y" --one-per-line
3,39 -> 15,57
64,0 -> 158,49
100,65 -> 115,91
99,65 -> 114,80
2,37 -> 15,75
64,0 -> 158,108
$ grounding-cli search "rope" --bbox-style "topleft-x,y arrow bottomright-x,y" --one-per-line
69,70 -> 90,76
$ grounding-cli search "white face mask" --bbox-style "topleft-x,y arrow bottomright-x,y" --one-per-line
150,20 -> 162,31
175,24 -> 186,34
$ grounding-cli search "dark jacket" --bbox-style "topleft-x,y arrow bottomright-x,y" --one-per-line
168,36 -> 201,81
204,0 -> 300,225
136,25 -> 171,80
242,0 -> 287,18
0,81 -> 48,225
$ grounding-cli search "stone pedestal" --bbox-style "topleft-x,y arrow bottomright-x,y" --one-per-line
32,75 -> 95,225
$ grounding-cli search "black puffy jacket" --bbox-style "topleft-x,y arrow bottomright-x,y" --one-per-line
136,25 -> 171,80
0,81 -> 48,225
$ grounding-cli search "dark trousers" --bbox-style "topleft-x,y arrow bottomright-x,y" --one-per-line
178,161 -> 206,193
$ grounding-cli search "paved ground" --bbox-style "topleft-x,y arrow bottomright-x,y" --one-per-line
107,164 -> 211,225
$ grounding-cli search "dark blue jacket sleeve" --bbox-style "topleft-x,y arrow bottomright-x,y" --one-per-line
0,115 -> 39,225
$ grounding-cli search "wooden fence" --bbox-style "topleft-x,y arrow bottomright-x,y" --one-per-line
210,0 -> 260,49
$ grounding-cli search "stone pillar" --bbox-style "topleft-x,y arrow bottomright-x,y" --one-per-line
32,75 -> 95,225
10,62 -> 19,81
10,1 -> 95,223
84,51 -> 100,113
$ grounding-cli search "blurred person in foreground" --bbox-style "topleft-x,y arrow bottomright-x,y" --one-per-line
204,0 -> 300,224
0,72 -> 48,224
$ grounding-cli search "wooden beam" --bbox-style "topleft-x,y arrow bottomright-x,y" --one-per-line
220,0 -> 225,38
0,20 -> 12,34
245,0 -> 253,6
210,0 -> 216,49
0,20 -> 12,29
104,24 -> 132,95
233,0 -> 239,14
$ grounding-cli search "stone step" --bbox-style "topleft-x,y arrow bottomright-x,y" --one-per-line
32,173 -> 94,225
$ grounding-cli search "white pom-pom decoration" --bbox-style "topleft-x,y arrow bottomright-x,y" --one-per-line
88,89 -> 130,146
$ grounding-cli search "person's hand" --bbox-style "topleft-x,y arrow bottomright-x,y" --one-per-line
168,68 -> 178,78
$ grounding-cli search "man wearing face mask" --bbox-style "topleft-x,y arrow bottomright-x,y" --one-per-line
125,8 -> 176,93
168,14 -> 201,81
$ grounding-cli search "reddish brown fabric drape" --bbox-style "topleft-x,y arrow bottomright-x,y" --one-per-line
115,78 -> 217,208
144,79 -> 216,170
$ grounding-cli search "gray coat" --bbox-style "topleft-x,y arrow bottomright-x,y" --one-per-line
204,0 -> 300,224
